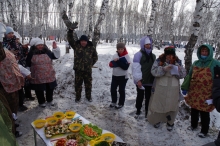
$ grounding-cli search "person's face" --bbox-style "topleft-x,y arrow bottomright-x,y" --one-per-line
6,32 -> 14,39
15,38 -> 20,43
200,48 -> 209,56
117,48 -> 124,54
36,44 -> 44,50
144,44 -> 151,49
80,40 -> 87,47
166,54 -> 172,61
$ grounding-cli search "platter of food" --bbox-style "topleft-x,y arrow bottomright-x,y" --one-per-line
79,124 -> 102,141
45,122 -> 71,138
50,133 -> 88,146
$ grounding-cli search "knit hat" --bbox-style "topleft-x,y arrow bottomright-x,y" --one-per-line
164,46 -> 175,55
0,22 -> 6,42
29,37 -> 44,46
144,37 -> 151,45
14,31 -> 21,39
5,26 -> 14,35
79,35 -> 88,42
116,42 -> 125,49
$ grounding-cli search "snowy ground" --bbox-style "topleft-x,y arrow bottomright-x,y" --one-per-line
16,41 -> 220,146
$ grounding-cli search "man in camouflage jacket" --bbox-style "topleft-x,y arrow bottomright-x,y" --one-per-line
67,29 -> 98,102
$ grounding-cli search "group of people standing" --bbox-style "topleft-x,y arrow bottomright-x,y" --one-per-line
0,21 -> 220,145
107,35 -> 220,145
0,21 -> 60,144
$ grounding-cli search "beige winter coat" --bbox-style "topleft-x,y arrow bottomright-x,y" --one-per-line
147,59 -> 186,125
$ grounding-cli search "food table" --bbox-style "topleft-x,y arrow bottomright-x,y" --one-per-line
31,112 -> 124,146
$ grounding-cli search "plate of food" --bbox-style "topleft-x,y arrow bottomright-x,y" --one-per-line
79,124 -> 102,141
67,133 -> 88,146
45,123 -> 71,138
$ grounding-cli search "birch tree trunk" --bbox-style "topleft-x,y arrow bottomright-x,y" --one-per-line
7,0 -> 18,31
184,0 -> 204,74
170,1 -> 176,45
214,11 -> 220,59
92,0 -> 109,49
117,0 -> 124,42
0,1 -> 5,23
87,0 -> 96,40
29,0 -> 35,39
147,0 -> 158,37
21,0 -> 25,43
59,0 -> 78,41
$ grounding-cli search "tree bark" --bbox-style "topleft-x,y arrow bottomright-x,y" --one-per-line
117,0 -> 124,43
214,12 -> 220,59
184,0 -> 204,74
148,0 -> 158,37
7,0 -> 18,31
92,0 -> 109,49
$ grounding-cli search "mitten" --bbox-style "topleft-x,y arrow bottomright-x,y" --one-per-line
182,90 -> 187,95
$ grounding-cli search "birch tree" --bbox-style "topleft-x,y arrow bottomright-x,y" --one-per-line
117,0 -> 124,42
0,1 -> 5,23
170,0 -> 177,45
7,0 -> 18,31
184,0 -> 204,73
214,11 -> 220,59
87,0 -> 96,39
92,0 -> 109,48
147,0 -> 158,37
28,0 -> 35,39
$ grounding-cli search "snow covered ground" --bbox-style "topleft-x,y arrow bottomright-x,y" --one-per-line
16,41 -> 220,146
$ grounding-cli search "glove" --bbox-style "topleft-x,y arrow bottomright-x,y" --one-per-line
182,90 -> 187,95
214,65 -> 220,79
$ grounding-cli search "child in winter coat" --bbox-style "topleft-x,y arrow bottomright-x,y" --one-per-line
109,42 -> 131,109
26,38 -> 60,107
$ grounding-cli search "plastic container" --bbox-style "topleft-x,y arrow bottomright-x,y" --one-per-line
89,140 -> 110,146
69,123 -> 82,132
65,111 -> 76,119
33,119 -> 46,128
53,111 -> 65,120
100,133 -> 116,143
46,117 -> 58,126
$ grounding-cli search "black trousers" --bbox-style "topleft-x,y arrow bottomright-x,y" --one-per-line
110,76 -> 128,105
24,85 -> 32,99
191,108 -> 210,134
135,85 -> 152,114
35,84 -> 54,104
18,88 -> 24,106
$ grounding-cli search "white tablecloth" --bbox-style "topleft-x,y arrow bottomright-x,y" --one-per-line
31,113 -> 124,146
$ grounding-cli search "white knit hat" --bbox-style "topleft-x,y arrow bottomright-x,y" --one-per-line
14,31 -> 21,40
5,26 -> 14,35
0,22 -> 6,42
145,37 -> 151,45
30,37 -> 44,46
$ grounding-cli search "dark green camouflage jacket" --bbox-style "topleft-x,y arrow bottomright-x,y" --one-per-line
67,31 -> 98,73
